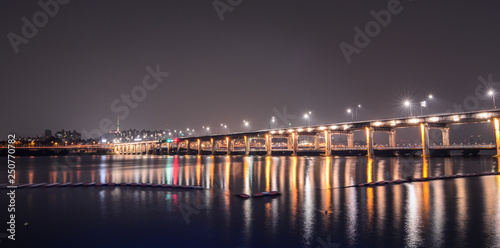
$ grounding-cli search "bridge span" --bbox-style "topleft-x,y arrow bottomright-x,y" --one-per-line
113,109 -> 500,157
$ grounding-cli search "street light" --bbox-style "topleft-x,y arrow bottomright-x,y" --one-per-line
355,104 -> 361,120
404,100 -> 413,117
488,90 -> 497,109
304,114 -> 310,126
420,101 -> 426,115
420,94 -> 434,115
346,109 -> 353,121
243,120 -> 250,131
270,116 -> 276,129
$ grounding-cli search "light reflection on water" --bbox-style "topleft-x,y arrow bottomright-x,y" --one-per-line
4,155 -> 500,247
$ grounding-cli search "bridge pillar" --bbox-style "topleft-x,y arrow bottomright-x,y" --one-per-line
314,134 -> 320,150
439,127 -> 450,146
389,130 -> 396,147
197,139 -> 202,155
347,132 -> 354,148
287,136 -> 293,149
266,134 -> 272,156
494,118 -> 500,157
292,132 -> 299,156
366,127 -> 374,156
420,123 -> 430,157
211,138 -> 215,155
226,137 -> 232,155
186,140 -> 191,155
244,136 -> 250,156
324,130 -> 331,156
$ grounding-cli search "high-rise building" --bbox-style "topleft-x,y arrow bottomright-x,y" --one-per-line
43,129 -> 52,139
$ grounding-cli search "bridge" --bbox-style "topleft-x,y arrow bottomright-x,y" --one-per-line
0,144 -> 113,156
113,109 -> 500,157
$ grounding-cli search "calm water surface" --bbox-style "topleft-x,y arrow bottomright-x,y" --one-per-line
1,155 -> 500,248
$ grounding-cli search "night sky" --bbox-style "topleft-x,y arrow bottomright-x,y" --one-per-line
2,0 -> 500,142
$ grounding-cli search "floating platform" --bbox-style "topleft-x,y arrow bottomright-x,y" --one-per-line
0,182 -> 204,190
251,191 -> 281,197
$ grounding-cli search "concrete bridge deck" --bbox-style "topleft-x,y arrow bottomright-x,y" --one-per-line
113,109 -> 500,157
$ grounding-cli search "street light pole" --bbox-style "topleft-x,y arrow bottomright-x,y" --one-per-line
488,90 -> 497,109
404,101 -> 413,117
243,120 -> 249,131
347,109 -> 353,121
355,104 -> 361,120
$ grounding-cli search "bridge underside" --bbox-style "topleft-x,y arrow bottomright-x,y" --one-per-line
127,146 -> 493,157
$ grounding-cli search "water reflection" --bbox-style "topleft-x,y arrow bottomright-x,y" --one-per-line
405,184 -> 422,247
6,155 -> 500,247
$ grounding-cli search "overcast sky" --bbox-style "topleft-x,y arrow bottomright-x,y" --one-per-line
1,0 -> 500,142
